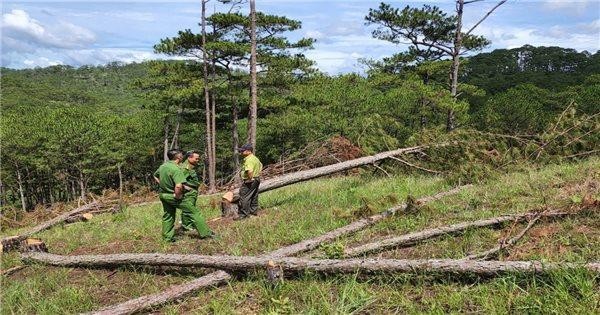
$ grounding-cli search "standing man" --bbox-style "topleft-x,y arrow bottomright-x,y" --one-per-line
153,149 -> 212,242
180,150 -> 205,233
237,143 -> 263,219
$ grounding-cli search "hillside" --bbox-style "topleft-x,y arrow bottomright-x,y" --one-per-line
2,158 -> 598,314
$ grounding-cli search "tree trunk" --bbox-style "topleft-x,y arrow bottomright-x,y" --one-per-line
247,0 -> 258,149
79,171 -> 86,202
210,28 -> 218,193
163,115 -> 169,162
169,108 -> 181,150
117,164 -> 123,201
343,211 -> 567,257
202,0 -> 215,192
222,145 -> 434,205
85,186 -> 466,315
22,252 -> 600,276
232,90 -> 240,181
1,201 -> 100,252
16,166 -> 27,212
447,0 -> 464,132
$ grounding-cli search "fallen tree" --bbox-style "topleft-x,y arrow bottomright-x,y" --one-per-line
1,201 -> 101,252
76,186 -> 466,315
343,211 -> 568,257
221,145 -> 431,216
22,252 -> 600,276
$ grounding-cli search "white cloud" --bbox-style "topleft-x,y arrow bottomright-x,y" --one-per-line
477,23 -> 600,52
23,56 -> 63,67
543,0 -> 595,15
2,9 -> 96,52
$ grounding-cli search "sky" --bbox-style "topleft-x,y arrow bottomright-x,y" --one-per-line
2,0 -> 599,74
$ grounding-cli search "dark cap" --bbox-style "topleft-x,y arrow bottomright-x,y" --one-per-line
238,143 -> 253,152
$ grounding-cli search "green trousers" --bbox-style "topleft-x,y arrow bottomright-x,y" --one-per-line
181,192 -> 198,231
159,192 -> 211,241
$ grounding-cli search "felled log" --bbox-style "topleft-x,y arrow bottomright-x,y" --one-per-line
64,205 -> 121,224
21,238 -> 48,253
82,186 -> 467,315
221,145 -> 429,216
1,201 -> 100,252
343,211 -> 567,257
22,252 -> 600,276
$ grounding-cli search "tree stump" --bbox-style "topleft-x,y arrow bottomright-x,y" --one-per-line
221,191 -> 239,218
21,238 -> 48,253
266,260 -> 284,285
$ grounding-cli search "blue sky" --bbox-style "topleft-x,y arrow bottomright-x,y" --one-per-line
2,0 -> 599,74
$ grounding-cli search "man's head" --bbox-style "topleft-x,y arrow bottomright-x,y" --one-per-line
237,143 -> 253,156
185,150 -> 201,166
167,149 -> 183,162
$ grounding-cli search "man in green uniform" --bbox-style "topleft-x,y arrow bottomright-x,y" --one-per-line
153,149 -> 212,242
180,150 -> 203,232
237,144 -> 263,219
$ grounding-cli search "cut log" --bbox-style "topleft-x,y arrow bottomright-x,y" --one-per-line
22,252 -> 600,276
266,260 -> 284,285
463,213 -> 542,260
80,186 -> 466,315
221,145 -> 432,216
343,211 -> 567,258
65,213 -> 95,224
1,201 -> 100,252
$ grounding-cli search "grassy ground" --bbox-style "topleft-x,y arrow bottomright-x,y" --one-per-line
1,158 -> 599,314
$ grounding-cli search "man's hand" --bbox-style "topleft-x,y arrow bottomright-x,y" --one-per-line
174,184 -> 183,200
153,176 -> 160,185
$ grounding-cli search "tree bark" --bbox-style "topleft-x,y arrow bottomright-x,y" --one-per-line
76,186 -> 466,315
1,201 -> 100,252
247,0 -> 258,149
343,211 -> 567,258
22,252 -> 600,276
210,32 -> 218,193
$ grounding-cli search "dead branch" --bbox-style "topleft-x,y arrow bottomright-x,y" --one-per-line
343,211 -> 567,258
463,213 -> 542,260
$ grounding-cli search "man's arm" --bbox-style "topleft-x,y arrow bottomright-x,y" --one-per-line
153,176 -> 160,184
245,170 -> 254,182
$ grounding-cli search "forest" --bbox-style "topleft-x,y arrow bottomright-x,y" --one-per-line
1,1 -> 600,313
2,43 -> 598,212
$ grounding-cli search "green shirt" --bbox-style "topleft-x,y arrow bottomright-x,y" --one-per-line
180,161 -> 200,189
241,154 -> 263,180
154,161 -> 186,193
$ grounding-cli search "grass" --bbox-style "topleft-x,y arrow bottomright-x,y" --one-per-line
1,157 -> 599,314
